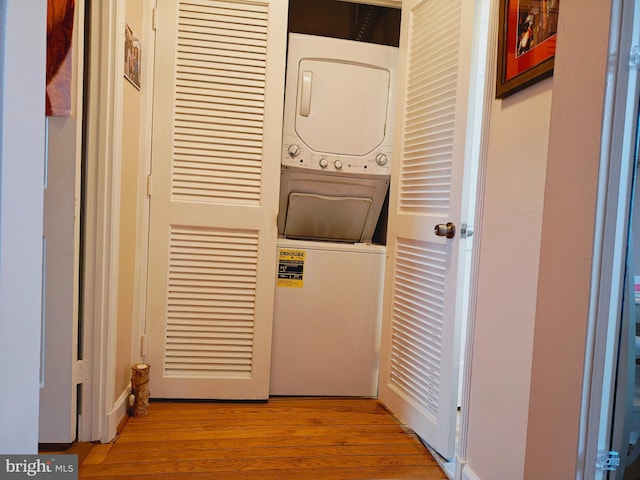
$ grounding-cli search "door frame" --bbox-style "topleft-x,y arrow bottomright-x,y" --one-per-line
80,0 -> 155,443
80,0 -> 489,452
581,0 -> 640,476
80,0 -> 124,443
455,0 -> 497,476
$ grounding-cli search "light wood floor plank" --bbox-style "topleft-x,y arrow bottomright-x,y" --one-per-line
121,415 -> 399,431
79,466 -> 443,480
108,433 -> 421,453
116,425 -> 415,443
100,444 -> 430,463
127,399 -> 389,423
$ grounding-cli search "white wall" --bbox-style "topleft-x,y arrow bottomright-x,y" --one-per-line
464,77 -> 553,480
0,0 -> 47,453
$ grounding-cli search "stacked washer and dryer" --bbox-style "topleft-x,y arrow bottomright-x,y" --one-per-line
270,34 -> 398,397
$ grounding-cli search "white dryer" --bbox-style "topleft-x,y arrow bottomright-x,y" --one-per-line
278,33 -> 398,243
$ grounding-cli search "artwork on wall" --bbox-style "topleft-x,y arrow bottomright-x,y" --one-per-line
46,0 -> 75,116
125,23 -> 141,90
496,0 -> 559,98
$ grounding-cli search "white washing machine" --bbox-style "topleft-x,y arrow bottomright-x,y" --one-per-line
270,238 -> 385,397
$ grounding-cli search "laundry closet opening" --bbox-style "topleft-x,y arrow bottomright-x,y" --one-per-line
143,1 -> 481,438
269,0 -> 402,397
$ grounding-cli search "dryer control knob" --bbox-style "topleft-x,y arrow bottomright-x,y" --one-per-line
375,153 -> 388,166
334,160 -> 343,170
319,158 -> 329,168
288,144 -> 301,158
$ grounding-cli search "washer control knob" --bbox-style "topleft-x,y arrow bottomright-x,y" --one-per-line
288,144 -> 301,158
375,153 -> 388,166
319,158 -> 329,168
334,159 -> 343,170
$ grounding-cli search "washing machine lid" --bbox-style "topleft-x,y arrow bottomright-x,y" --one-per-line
294,59 -> 391,157
284,193 -> 373,242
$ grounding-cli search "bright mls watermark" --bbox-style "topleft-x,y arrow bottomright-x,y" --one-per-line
0,455 -> 77,479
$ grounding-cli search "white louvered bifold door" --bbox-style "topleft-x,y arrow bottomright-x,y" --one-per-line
146,0 -> 288,399
378,0 -> 474,459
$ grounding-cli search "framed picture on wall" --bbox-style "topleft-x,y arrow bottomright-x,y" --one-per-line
124,23 -> 141,90
496,0 -> 559,98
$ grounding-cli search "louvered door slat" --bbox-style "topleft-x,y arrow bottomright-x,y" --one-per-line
175,135 -> 263,150
177,53 -> 265,69
176,86 -> 264,102
181,0 -> 268,15
175,111 -> 262,126
180,13 -> 268,31
173,161 -> 261,176
177,42 -> 267,62
176,65 -> 266,82
177,73 -> 265,90
180,46 -> 265,63
180,24 -> 267,41
180,60 -> 264,78
174,148 -> 261,162
175,129 -> 262,145
176,122 -> 263,137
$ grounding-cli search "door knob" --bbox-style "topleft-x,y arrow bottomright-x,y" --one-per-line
434,222 -> 456,239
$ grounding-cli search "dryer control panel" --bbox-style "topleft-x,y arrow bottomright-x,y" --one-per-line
282,135 -> 392,176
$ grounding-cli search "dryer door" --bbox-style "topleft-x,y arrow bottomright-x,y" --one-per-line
284,193 -> 373,242
294,59 -> 391,156
277,168 -> 390,243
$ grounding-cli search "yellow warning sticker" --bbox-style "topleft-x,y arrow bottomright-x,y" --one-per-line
277,249 -> 305,288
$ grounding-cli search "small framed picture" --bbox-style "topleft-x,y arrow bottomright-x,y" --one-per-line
124,23 -> 141,90
496,0 -> 559,98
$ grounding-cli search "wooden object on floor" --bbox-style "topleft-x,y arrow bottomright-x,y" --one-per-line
78,397 -> 448,479
130,363 -> 150,417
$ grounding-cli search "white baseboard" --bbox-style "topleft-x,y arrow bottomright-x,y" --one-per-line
105,383 -> 131,442
461,464 -> 482,480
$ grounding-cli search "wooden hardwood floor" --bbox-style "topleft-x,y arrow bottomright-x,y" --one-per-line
78,397 -> 448,479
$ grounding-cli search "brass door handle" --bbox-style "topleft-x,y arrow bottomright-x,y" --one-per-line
434,222 -> 456,239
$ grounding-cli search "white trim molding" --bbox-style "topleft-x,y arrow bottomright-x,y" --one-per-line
106,383 -> 132,440
131,0 -> 157,367
456,0 -> 497,475
461,464 -> 482,480
80,0 -> 125,443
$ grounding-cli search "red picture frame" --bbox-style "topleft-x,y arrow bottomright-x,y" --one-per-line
496,0 -> 559,98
